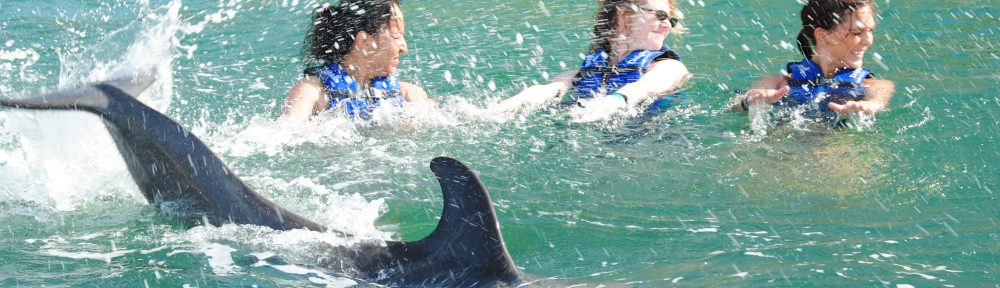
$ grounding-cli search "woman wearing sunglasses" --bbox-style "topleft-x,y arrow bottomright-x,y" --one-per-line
731,0 -> 894,125
493,0 -> 690,122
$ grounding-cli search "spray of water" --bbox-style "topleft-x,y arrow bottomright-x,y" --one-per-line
0,1 -> 184,211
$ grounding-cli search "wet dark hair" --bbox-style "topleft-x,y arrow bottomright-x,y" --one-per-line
304,0 -> 400,65
588,0 -> 685,53
796,0 -> 874,59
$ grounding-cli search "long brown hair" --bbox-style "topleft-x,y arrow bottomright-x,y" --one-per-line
588,0 -> 686,53
796,0 -> 874,59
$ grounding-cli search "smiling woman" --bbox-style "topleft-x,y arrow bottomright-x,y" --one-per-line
491,0 -> 691,122
732,0 -> 895,125
280,0 -> 432,121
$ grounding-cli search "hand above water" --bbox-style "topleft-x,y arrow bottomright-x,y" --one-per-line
733,75 -> 789,113
828,100 -> 883,114
744,86 -> 883,115
744,85 -> 791,106
488,84 -> 564,119
568,95 -> 630,122
829,79 -> 894,115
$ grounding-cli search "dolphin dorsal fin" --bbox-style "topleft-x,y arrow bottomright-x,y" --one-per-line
406,157 -> 522,283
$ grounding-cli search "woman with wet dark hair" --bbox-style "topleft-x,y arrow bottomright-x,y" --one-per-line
732,0 -> 894,124
492,0 -> 690,122
281,0 -> 430,120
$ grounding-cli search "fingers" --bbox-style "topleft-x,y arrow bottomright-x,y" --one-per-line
769,85 -> 790,101
569,96 -> 629,122
829,101 -> 879,114
746,85 -> 790,105
567,107 -> 588,121
828,102 -> 848,114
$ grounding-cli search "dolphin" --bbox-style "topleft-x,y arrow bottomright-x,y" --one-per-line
0,70 -> 525,287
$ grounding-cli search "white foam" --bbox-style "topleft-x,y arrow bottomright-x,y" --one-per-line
239,176 -> 389,238
744,251 -> 776,258
42,249 -> 136,264
688,227 -> 718,233
141,246 -> 171,254
200,243 -> 239,276
212,116 -> 363,158
155,224 -> 388,286
251,259 -> 358,287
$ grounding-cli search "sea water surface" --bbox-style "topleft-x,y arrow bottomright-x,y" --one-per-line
0,0 -> 997,287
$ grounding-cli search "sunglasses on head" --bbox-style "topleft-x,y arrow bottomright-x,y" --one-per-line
637,7 -> 680,27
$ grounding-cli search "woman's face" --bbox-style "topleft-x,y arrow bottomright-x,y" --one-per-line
815,5 -> 876,69
620,0 -> 674,51
366,4 -> 408,76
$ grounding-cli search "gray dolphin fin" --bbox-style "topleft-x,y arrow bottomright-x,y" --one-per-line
422,157 -> 519,276
366,157 -> 523,287
0,69 -> 327,232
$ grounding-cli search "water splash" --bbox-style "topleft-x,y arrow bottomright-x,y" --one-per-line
0,0 -> 181,210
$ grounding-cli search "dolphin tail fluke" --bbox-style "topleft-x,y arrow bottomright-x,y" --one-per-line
402,157 -> 523,284
0,69 -> 156,113
1,69 -> 327,232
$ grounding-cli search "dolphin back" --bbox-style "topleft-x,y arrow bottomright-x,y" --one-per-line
0,70 -> 326,232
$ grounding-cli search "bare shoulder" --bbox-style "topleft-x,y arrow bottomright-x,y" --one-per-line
400,81 -> 430,102
290,77 -> 324,95
648,58 -> 687,71
289,77 -> 326,105
281,76 -> 327,118
641,59 -> 689,85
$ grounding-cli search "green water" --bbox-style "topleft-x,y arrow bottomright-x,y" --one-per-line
1,0 -> 998,287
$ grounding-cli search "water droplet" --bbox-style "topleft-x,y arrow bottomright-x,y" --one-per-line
780,40 -> 793,50
538,1 -> 551,17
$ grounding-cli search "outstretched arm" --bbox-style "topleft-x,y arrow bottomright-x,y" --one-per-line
490,69 -> 578,115
568,59 -> 690,122
731,75 -> 789,113
615,59 -> 690,106
828,79 -> 894,114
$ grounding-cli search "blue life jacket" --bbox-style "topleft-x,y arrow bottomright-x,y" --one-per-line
777,58 -> 873,122
571,45 -> 682,111
312,63 -> 404,118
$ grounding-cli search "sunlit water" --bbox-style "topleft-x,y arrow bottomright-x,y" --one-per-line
1,0 -> 997,286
